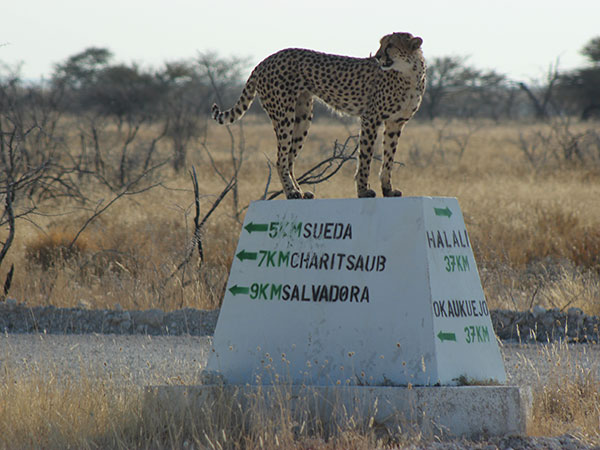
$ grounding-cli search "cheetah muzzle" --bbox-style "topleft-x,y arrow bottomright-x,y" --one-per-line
212,32 -> 426,199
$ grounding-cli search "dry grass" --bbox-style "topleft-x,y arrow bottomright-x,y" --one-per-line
526,341 -> 600,444
0,366 -> 138,449
2,116 -> 600,447
2,343 -> 600,448
2,116 -> 600,314
0,357 -> 396,449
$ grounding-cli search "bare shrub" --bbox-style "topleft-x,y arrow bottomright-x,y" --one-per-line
25,229 -> 97,271
516,118 -> 600,169
0,71 -> 84,298
407,119 -> 482,167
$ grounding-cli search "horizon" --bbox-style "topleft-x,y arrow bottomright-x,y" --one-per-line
2,0 -> 599,83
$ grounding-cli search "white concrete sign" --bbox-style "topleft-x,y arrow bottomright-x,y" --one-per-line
206,197 -> 506,386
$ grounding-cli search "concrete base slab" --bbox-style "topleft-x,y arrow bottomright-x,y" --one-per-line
144,384 -> 531,439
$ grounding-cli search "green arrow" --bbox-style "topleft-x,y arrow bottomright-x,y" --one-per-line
437,331 -> 456,342
244,222 -> 268,234
434,207 -> 452,218
236,250 -> 258,261
229,285 -> 250,296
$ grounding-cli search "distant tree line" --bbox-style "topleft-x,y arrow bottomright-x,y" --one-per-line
422,36 -> 600,121
1,36 -> 599,129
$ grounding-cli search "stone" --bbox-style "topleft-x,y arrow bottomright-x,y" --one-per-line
137,309 -> 165,328
2,298 -> 17,311
532,305 -> 546,318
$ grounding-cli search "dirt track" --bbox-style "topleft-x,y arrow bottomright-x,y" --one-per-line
2,334 -> 599,388
0,334 -> 211,386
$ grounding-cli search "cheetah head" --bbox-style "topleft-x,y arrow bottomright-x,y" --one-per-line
374,32 -> 423,72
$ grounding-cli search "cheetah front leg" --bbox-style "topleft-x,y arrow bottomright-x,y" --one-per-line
355,117 -> 381,198
380,120 -> 406,197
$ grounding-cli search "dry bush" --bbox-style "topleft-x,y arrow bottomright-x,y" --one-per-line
11,186 -> 240,310
25,229 -> 98,271
2,116 -> 600,314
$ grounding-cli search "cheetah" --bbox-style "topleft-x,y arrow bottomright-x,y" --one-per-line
212,32 -> 426,199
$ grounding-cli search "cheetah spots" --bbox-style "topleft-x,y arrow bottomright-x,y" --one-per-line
212,37 -> 425,199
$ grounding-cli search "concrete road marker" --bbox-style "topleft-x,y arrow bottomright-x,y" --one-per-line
148,197 -> 530,437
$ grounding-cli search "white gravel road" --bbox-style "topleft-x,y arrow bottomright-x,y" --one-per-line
2,334 -> 599,388
0,334 -> 211,386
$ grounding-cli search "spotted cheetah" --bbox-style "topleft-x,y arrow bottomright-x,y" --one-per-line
212,32 -> 426,199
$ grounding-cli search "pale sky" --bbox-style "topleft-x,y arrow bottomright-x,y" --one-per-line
2,0 -> 599,82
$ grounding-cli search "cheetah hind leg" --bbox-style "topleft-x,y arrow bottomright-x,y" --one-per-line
290,92 -> 315,199
273,114 -> 304,199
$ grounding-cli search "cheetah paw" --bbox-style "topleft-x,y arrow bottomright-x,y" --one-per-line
286,190 -> 304,200
357,189 -> 377,198
383,189 -> 403,197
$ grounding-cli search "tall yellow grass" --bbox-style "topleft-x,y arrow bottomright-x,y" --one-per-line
527,342 -> 600,442
2,116 -> 599,314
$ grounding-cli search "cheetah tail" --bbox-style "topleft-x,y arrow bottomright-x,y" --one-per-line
211,73 -> 257,125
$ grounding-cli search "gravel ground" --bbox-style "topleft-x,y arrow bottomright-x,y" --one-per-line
2,333 -> 599,389
2,300 -> 599,389
0,333 -> 212,385
1,335 -> 599,449
2,300 -> 600,449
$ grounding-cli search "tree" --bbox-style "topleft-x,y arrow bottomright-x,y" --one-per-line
518,59 -> 561,120
558,36 -> 600,119
53,49 -> 173,185
197,52 -> 250,110
582,37 -> 600,65
87,63 -> 165,125
52,47 -> 112,93
157,60 -> 209,171
468,70 -> 513,121
421,56 -> 469,120
0,69 -> 82,294
419,57 -> 515,120
53,48 -> 166,122
197,53 -> 251,220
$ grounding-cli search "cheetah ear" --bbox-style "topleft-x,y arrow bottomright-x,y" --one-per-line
410,37 -> 423,51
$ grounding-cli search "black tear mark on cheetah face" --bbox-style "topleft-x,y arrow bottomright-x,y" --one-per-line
375,32 -> 424,71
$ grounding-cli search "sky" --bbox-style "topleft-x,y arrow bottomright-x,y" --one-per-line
2,0 -> 599,82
